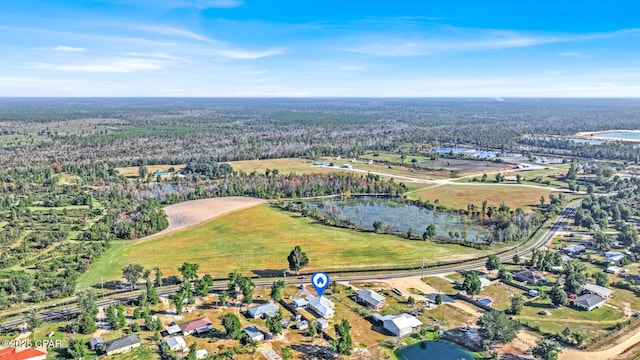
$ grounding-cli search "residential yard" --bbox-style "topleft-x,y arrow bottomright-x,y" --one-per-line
80,204 -> 511,284
479,283 -> 525,311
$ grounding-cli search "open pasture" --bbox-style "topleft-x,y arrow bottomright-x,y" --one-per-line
412,184 -> 557,211
79,203 -> 511,285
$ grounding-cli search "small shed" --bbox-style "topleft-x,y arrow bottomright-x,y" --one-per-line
88,337 -> 104,350
317,318 -> 329,329
606,266 -> 622,274
292,297 -> 309,309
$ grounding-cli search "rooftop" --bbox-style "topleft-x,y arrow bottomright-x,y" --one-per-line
104,334 -> 140,353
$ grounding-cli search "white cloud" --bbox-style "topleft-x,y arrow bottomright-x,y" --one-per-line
135,25 -> 215,42
50,45 -> 87,52
29,58 -> 166,72
560,51 -> 589,57
207,47 -> 285,59
344,27 -> 640,57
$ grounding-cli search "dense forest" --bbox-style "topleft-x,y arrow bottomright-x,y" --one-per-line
0,98 -> 640,171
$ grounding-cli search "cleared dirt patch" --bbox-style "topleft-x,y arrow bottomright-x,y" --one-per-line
139,197 -> 266,242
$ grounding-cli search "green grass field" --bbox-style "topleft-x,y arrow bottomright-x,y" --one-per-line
79,204 -> 512,287
410,184 -> 557,211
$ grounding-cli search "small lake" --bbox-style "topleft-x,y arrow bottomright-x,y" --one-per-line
435,147 -> 522,159
396,340 -> 477,360
303,197 -> 486,241
590,131 -> 640,141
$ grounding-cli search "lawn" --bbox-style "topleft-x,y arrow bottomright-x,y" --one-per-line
411,184 -> 558,211
519,297 -> 627,324
79,204 -> 506,286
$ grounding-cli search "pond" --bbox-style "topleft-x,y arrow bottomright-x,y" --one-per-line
396,340 -> 478,360
302,197 -> 487,241
435,147 -> 522,159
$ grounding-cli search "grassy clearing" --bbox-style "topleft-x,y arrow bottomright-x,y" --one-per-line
79,204 -> 508,286
228,157 -> 450,181
116,164 -> 185,177
411,184 -> 557,211
519,297 -> 626,323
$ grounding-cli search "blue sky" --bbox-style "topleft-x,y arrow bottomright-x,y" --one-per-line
1,0 -> 639,97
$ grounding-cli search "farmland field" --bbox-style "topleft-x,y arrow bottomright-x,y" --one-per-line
412,184 -> 558,211
79,203 -> 515,286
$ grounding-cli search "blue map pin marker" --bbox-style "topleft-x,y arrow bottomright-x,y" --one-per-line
311,272 -> 330,297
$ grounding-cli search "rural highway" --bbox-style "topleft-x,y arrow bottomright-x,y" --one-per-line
0,199 -> 579,331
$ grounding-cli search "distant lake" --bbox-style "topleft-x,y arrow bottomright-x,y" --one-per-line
396,340 -> 477,360
591,131 -> 640,141
303,197 -> 487,241
436,147 -> 522,158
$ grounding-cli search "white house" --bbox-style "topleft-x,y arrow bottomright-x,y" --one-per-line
582,283 -> 614,298
355,289 -> 386,310
377,313 -> 423,337
178,317 -> 213,336
164,336 -> 187,352
605,251 -> 626,265
292,297 -> 308,309
479,276 -> 492,288
606,266 -> 622,274
573,294 -> 607,311
247,302 -> 280,319
166,324 -> 182,336
296,321 -> 309,330
563,244 -> 585,253
244,326 -> 265,342
317,318 -> 329,329
308,295 -> 335,318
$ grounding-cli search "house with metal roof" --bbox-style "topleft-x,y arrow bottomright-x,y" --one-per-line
355,289 -> 386,310
605,251 -> 626,265
178,317 -> 213,336
308,295 -> 335,318
292,297 -> 309,309
317,318 -> 329,329
103,334 -> 141,356
573,294 -> 607,311
374,313 -> 423,336
246,302 -> 280,319
244,326 -> 265,342
88,337 -> 104,350
563,244 -> 585,253
582,283 -> 614,298
164,336 -> 187,352
166,324 -> 182,336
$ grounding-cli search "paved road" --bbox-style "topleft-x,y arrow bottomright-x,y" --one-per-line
0,199 -> 579,330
